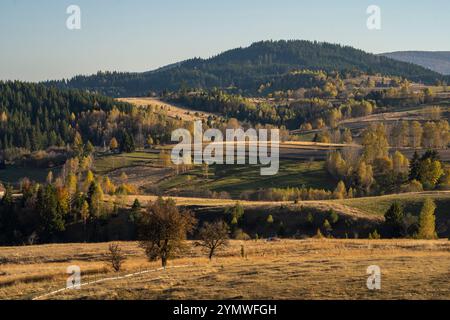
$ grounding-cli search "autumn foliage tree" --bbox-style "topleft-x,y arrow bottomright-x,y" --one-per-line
109,137 -> 119,151
417,198 -> 437,239
138,198 -> 197,268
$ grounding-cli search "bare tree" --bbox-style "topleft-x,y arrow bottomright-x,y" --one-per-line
195,221 -> 230,260
138,197 -> 197,268
107,243 -> 127,272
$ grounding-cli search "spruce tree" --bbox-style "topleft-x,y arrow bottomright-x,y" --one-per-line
409,151 -> 420,181
384,202 -> 404,237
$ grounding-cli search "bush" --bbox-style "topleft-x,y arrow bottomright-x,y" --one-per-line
368,230 -> 381,239
328,209 -> 339,224
400,180 -> 423,193
315,228 -> 324,239
107,243 -> 127,272
233,229 -> 251,241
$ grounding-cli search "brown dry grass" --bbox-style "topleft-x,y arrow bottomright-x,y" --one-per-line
118,97 -> 215,122
0,239 -> 449,300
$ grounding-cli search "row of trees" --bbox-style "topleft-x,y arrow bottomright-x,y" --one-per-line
137,196 -> 442,268
169,89 -> 377,131
388,119 -> 449,149
326,124 -> 449,196
384,198 -> 438,239
240,186 -> 336,202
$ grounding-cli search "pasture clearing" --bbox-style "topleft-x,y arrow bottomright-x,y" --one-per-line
1,239 -> 448,300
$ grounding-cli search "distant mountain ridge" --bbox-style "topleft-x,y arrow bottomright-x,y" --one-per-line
382,51 -> 450,75
46,40 -> 446,97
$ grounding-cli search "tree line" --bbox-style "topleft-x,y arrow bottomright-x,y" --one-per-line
326,124 -> 449,197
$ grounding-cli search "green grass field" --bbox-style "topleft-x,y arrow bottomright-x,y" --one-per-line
339,192 -> 450,217
93,152 -> 159,174
158,160 -> 335,197
0,166 -> 60,185
293,132 -> 316,142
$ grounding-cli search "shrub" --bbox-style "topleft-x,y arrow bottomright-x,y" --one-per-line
400,180 -> 423,193
328,209 -> 339,224
233,229 -> 251,241
368,230 -> 381,240
107,243 -> 127,272
315,228 -> 324,239
322,219 -> 332,236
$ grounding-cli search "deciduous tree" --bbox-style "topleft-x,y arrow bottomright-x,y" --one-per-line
138,197 -> 197,268
195,221 -> 230,260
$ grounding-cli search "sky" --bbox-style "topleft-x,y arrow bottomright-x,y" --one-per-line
1,0 -> 449,82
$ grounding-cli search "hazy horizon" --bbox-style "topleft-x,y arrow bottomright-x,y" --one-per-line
1,0 -> 450,82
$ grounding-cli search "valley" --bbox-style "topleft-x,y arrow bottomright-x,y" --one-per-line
1,38 -> 449,301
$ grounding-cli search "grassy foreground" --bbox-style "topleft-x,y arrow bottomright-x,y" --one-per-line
0,239 -> 448,300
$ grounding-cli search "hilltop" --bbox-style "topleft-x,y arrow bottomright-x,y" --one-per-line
46,40 -> 444,97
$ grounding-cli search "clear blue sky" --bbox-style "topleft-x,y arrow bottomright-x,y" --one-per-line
1,0 -> 449,81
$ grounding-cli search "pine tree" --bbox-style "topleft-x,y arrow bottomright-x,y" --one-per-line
120,131 -> 135,153
409,151 -> 421,181
130,198 -> 142,223
0,185 -> 17,244
322,219 -> 332,236
37,185 -> 66,242
384,202 -> 404,237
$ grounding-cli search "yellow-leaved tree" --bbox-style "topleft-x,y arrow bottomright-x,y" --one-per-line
417,198 -> 437,240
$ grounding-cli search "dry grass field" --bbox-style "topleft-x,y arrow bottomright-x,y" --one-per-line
1,239 -> 449,300
118,97 -> 215,122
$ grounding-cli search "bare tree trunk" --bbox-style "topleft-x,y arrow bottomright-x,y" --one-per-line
209,248 -> 214,261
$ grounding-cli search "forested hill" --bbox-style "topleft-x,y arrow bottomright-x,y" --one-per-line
0,81 -> 133,152
0,81 -> 189,156
47,40 -> 444,97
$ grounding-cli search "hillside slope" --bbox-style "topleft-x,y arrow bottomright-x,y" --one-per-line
0,81 -> 133,152
382,51 -> 450,75
47,40 -> 444,97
